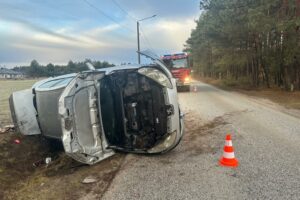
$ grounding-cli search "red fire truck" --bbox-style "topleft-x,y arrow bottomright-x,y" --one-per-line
161,53 -> 191,91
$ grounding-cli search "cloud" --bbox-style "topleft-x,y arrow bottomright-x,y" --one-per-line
0,17 -> 197,66
139,18 -> 196,53
0,18 -> 138,65
114,0 -> 199,20
0,16 -> 79,42
0,0 -> 199,67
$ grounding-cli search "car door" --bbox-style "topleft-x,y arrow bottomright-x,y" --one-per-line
58,72 -> 115,165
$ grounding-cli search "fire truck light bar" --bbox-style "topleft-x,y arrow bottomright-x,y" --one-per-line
161,53 -> 187,60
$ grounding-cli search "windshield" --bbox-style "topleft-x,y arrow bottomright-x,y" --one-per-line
172,59 -> 188,68
163,58 -> 188,69
37,77 -> 73,89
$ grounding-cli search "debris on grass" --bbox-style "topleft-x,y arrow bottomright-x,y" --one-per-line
82,176 -> 98,184
13,139 -> 21,144
33,157 -> 52,168
0,125 -> 15,134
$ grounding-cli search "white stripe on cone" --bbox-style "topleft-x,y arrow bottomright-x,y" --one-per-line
223,152 -> 235,159
225,140 -> 232,146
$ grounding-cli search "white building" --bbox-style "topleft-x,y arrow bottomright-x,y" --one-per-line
0,68 -> 25,79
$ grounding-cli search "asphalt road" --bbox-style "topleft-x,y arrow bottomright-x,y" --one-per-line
101,81 -> 300,200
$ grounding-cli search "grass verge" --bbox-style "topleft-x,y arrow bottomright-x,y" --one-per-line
197,76 -> 300,110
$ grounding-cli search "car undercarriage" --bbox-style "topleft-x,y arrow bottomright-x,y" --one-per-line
100,71 -> 171,151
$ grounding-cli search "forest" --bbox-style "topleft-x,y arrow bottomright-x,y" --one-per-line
185,0 -> 300,91
13,59 -> 114,77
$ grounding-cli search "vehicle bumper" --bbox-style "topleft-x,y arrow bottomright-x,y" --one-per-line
176,78 -> 190,86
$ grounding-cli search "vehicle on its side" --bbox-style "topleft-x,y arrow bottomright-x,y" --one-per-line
161,53 -> 192,91
9,51 -> 184,165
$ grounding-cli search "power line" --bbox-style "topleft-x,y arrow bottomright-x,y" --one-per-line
81,0 -> 135,33
109,0 -> 158,55
83,0 -> 158,56
111,0 -> 137,21
140,26 -> 156,53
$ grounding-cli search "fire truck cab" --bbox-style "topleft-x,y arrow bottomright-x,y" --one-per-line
162,53 -> 191,91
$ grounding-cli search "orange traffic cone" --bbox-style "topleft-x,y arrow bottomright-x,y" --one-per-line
193,86 -> 197,92
219,134 -> 238,167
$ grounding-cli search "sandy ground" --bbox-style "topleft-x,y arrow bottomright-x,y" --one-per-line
101,81 -> 300,200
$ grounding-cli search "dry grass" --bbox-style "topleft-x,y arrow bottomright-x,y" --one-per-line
239,88 -> 300,109
197,76 -> 300,110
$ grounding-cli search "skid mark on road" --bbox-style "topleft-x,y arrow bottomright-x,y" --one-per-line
222,109 -> 252,118
183,112 -> 228,157
181,110 -> 250,160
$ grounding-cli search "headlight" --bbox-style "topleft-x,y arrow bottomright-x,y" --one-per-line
138,67 -> 173,88
184,76 -> 190,82
147,131 -> 177,153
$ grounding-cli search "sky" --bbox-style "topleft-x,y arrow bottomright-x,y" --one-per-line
0,0 -> 200,67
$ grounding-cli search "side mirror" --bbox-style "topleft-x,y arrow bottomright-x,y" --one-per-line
86,62 -> 95,71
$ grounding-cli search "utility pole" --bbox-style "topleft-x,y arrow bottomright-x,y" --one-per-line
137,21 -> 141,64
137,15 -> 157,64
